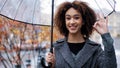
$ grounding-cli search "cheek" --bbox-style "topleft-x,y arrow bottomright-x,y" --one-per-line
65,21 -> 69,26
77,20 -> 83,25
77,21 -> 83,30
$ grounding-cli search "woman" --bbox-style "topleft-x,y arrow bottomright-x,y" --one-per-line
46,1 -> 117,68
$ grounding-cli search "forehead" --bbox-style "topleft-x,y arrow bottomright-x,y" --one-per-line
65,8 -> 81,16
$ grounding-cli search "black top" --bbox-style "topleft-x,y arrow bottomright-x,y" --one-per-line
68,42 -> 85,55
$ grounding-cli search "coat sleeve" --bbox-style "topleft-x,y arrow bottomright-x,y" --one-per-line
97,33 -> 117,68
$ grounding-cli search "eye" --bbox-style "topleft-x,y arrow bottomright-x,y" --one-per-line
74,16 -> 80,20
65,17 -> 71,20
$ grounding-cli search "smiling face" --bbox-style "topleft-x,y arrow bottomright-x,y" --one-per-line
65,8 -> 83,35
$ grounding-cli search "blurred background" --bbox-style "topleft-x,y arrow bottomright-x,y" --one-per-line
0,0 -> 120,68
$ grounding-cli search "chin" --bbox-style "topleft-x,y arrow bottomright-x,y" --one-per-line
69,30 -> 78,34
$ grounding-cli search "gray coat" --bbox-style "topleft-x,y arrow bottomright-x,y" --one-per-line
53,33 -> 117,68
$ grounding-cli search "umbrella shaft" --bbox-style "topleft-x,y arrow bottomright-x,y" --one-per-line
50,0 -> 54,53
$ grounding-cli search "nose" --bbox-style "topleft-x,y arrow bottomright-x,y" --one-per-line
70,18 -> 75,24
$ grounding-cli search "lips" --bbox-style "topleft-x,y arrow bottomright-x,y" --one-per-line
69,25 -> 77,30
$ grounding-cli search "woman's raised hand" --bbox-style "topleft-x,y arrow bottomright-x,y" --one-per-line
93,13 -> 109,35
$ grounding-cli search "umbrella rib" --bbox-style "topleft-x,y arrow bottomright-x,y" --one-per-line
13,0 -> 23,20
0,0 -> 7,13
12,1 -> 24,67
113,0 -> 116,10
32,0 -> 37,24
31,0 -> 37,67
105,0 -> 116,18
94,0 -> 105,16
0,14 -> 51,26
106,0 -> 116,10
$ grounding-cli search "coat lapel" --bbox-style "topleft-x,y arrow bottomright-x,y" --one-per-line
59,41 -> 75,68
57,38 -> 99,68
75,39 -> 99,67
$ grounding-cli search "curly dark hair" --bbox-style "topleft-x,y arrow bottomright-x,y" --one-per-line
54,1 -> 97,38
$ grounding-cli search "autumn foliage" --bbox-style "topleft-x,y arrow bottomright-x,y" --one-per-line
0,15 -> 62,51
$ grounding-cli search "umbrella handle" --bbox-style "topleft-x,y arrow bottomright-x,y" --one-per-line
41,57 -> 52,68
41,48 -> 53,68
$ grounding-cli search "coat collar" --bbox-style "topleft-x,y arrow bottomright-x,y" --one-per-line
75,39 -> 99,67
57,38 -> 99,67
59,41 -> 76,68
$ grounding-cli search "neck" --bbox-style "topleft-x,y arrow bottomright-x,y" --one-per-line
67,33 -> 85,43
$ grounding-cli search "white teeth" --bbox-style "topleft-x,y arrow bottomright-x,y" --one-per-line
70,26 -> 76,29
70,25 -> 76,28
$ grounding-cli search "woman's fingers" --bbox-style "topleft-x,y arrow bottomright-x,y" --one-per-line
93,13 -> 109,34
97,13 -> 104,20
46,52 -> 55,64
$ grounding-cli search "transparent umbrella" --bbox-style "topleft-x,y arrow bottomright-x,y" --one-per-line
54,0 -> 116,18
0,0 -> 55,68
0,0 -> 53,25
0,0 -> 117,68
0,0 -> 117,25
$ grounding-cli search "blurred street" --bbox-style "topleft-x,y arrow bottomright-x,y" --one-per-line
114,37 -> 120,68
0,37 -> 120,68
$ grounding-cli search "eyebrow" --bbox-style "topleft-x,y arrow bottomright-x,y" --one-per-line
65,14 -> 81,17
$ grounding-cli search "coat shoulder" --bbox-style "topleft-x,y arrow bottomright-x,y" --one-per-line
53,38 -> 65,48
87,39 -> 101,46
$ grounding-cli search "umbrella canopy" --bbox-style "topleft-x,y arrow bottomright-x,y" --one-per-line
0,0 -> 52,25
0,0 -> 55,52
55,0 -> 116,17
0,0 -> 117,25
